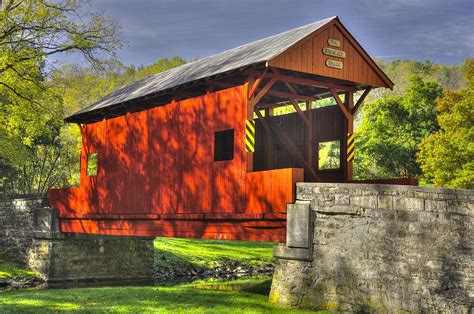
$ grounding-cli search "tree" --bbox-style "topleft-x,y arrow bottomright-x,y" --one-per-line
0,56 -> 187,196
0,0 -> 120,106
418,59 -> 474,189
355,76 -> 444,179
0,0 -> 120,195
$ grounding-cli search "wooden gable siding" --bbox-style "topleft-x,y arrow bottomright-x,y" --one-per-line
269,21 -> 391,88
49,85 -> 303,241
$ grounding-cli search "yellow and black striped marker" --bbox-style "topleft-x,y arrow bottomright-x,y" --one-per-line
347,132 -> 355,162
245,119 -> 255,153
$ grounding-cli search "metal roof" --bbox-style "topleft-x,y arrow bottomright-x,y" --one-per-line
68,16 -> 337,121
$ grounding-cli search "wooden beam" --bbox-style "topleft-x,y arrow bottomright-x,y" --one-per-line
272,68 -> 304,95
306,100 -> 314,170
255,110 -> 271,132
351,87 -> 372,114
329,89 -> 351,121
206,80 -> 235,89
257,69 -> 357,92
255,111 -> 320,181
290,98 -> 310,126
248,69 -> 268,99
248,77 -> 277,107
265,90 -> 314,102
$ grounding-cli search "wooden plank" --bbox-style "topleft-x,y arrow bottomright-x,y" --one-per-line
266,90 -> 315,102
333,22 -> 393,88
352,87 -> 372,114
330,89 -> 351,121
248,69 -> 268,99
306,100 -> 314,170
248,77 -> 277,108
290,98 -> 310,126
259,70 -> 357,92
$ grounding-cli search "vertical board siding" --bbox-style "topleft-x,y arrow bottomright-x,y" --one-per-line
269,22 -> 388,88
49,85 -> 302,241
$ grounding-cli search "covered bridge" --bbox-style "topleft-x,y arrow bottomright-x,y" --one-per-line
49,16 -> 395,241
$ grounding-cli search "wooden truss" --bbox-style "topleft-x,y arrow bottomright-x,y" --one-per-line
245,67 -> 372,181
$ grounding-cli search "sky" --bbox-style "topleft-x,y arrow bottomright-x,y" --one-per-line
63,0 -> 473,67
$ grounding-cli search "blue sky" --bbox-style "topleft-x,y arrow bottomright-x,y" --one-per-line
65,0 -> 473,66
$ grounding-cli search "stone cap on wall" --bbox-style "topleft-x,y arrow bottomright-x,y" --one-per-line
295,182 -> 473,217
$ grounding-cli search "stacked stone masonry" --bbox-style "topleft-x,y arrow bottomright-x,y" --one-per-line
1,198 -> 155,284
0,196 -> 46,263
28,234 -> 155,283
270,183 -> 473,313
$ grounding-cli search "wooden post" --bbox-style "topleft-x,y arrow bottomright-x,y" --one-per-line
246,77 -> 256,172
345,92 -> 354,181
306,101 -> 314,173
264,108 -> 274,170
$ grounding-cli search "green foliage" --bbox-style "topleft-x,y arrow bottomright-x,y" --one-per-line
371,59 -> 465,100
318,141 -> 341,170
54,57 -> 186,116
0,0 -> 120,107
355,76 -> 444,179
0,0 -> 120,195
418,60 -> 474,188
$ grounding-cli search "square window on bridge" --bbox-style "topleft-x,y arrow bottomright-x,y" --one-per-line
86,153 -> 98,176
318,140 -> 340,170
214,129 -> 234,161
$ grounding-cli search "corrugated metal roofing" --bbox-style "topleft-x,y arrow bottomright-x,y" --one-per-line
69,16 -> 337,120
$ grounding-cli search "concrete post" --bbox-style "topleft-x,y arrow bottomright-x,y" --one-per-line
273,200 -> 313,261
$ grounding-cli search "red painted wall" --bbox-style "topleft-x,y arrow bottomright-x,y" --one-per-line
49,85 -> 303,241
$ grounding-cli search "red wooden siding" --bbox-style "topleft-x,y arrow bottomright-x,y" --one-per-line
49,85 -> 303,241
269,21 -> 390,88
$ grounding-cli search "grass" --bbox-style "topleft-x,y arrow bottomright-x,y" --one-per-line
0,254 -> 39,280
1,238 -> 326,313
0,277 -> 325,313
154,237 -> 276,268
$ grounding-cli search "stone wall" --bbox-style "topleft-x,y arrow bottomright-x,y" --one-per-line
1,199 -> 155,284
0,196 -> 46,262
270,183 -> 473,313
28,233 -> 155,283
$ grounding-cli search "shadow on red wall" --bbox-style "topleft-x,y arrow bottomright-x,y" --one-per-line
49,85 -> 303,242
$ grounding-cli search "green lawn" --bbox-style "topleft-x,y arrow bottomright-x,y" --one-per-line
0,238 -> 325,313
154,237 -> 276,268
0,277 -> 324,313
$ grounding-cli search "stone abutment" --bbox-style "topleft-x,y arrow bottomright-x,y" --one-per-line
270,183 -> 473,312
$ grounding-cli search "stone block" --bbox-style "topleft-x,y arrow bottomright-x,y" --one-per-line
27,234 -> 155,284
286,201 -> 311,248
273,244 -> 313,262
378,196 -> 393,210
425,199 -> 447,212
335,194 -> 350,205
350,195 -> 377,209
393,197 -> 424,211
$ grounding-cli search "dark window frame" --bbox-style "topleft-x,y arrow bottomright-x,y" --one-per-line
214,129 -> 234,162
